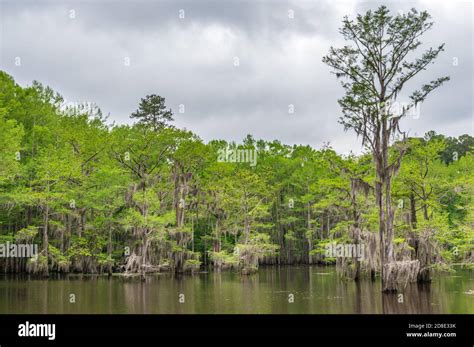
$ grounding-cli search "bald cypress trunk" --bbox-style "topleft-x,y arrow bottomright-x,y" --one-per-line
42,204 -> 49,277
410,192 -> 417,229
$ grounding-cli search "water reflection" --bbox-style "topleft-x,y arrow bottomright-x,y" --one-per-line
0,266 -> 471,314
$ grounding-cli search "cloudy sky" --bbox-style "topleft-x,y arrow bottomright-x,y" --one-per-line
1,0 -> 472,154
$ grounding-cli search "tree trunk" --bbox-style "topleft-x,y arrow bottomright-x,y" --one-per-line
377,177 -> 397,291
409,192 -> 417,229
79,208 -> 86,238
376,121 -> 397,292
140,189 -> 148,281
107,226 -> 113,276
307,202 -> 312,265
43,204 -> 49,277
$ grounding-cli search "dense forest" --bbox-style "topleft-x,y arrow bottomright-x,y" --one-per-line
0,7 -> 473,293
0,70 -> 472,281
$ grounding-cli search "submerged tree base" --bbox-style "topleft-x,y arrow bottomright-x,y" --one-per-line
382,260 -> 420,292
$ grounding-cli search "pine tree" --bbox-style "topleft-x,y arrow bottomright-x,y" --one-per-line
131,94 -> 174,131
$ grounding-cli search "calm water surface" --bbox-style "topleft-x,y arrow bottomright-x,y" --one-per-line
0,266 -> 472,314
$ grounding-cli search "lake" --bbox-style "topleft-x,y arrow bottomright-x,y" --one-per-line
0,265 -> 472,314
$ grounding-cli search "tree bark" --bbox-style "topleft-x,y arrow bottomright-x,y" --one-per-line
410,192 -> 417,229
42,204 -> 49,277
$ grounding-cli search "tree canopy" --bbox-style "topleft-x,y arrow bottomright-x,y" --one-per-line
0,69 -> 472,283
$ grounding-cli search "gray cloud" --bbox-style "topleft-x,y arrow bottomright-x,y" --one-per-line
0,0 -> 472,154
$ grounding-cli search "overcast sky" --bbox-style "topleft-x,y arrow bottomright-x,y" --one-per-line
1,0 -> 472,154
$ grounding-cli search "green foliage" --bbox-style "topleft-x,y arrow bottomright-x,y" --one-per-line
130,94 -> 174,130
0,69 -> 472,277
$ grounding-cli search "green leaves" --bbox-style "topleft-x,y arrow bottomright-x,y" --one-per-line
130,94 -> 174,131
323,6 -> 449,145
0,113 -> 24,184
0,68 -> 472,277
